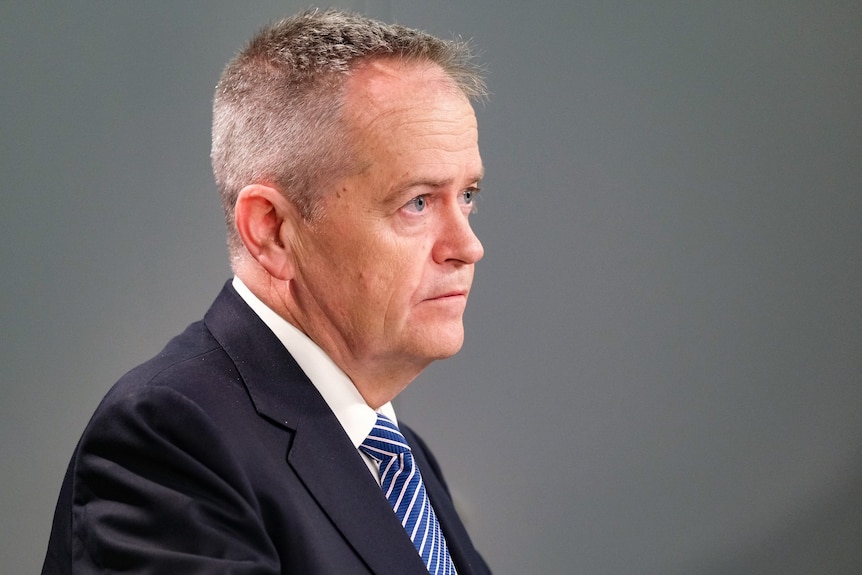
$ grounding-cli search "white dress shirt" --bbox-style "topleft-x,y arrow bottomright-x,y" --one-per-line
232,276 -> 395,481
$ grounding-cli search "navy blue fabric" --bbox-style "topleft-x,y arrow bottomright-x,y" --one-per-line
42,281 -> 491,574
361,414 -> 456,574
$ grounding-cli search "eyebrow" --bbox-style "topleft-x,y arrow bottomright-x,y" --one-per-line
384,171 -> 484,208
397,169 -> 485,193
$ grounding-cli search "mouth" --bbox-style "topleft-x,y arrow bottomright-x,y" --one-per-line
426,289 -> 468,300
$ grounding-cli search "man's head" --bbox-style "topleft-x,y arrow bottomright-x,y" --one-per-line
212,9 -> 486,260
214,10 -> 487,406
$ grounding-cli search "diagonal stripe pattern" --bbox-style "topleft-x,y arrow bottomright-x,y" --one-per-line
360,413 -> 457,575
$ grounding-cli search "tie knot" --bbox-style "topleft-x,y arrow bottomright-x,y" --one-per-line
360,413 -> 411,461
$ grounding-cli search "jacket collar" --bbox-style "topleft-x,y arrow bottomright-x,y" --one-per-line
203,281 -> 430,573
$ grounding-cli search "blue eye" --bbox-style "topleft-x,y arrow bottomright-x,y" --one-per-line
406,195 -> 427,213
461,187 -> 480,210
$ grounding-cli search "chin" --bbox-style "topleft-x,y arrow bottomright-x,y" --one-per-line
419,326 -> 466,360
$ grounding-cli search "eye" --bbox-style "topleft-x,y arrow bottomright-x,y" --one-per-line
404,195 -> 427,213
461,187 -> 480,211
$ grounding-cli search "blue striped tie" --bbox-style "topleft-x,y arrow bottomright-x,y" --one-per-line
360,413 -> 457,575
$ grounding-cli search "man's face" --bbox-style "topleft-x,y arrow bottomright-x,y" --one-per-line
289,60 -> 484,378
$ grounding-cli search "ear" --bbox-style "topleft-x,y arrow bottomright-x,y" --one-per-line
234,184 -> 297,280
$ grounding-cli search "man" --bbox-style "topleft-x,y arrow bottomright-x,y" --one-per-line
43,9 -> 491,574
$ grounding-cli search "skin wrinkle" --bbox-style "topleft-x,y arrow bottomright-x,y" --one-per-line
312,66 -> 479,403
237,58 -> 483,408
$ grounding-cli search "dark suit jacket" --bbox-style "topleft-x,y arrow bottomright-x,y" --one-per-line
43,282 -> 490,574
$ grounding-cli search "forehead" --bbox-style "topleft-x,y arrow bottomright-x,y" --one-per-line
342,59 -> 480,180
344,59 -> 476,132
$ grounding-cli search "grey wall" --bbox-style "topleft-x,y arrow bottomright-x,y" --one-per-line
3,2 -> 860,573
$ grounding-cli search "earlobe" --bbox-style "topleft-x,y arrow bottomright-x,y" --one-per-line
234,184 -> 295,280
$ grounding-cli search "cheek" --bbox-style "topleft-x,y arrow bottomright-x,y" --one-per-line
361,244 -> 427,309
355,251 -> 405,298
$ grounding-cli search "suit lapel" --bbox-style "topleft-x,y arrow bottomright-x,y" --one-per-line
204,282 -> 428,574
288,392 -> 429,574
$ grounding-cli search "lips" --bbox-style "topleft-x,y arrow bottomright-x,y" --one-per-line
424,289 -> 468,302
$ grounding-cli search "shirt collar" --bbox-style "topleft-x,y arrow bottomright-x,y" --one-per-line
231,276 -> 396,448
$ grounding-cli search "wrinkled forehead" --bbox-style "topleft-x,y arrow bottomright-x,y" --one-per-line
344,58 -> 473,126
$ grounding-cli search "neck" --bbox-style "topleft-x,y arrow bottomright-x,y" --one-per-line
236,268 -> 425,410
284,313 -> 427,410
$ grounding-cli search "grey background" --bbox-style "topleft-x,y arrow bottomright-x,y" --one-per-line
2,1 -> 860,573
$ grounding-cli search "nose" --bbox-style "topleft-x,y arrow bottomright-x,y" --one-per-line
433,203 -> 484,265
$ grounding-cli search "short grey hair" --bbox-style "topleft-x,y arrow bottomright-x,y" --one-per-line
211,8 -> 487,259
